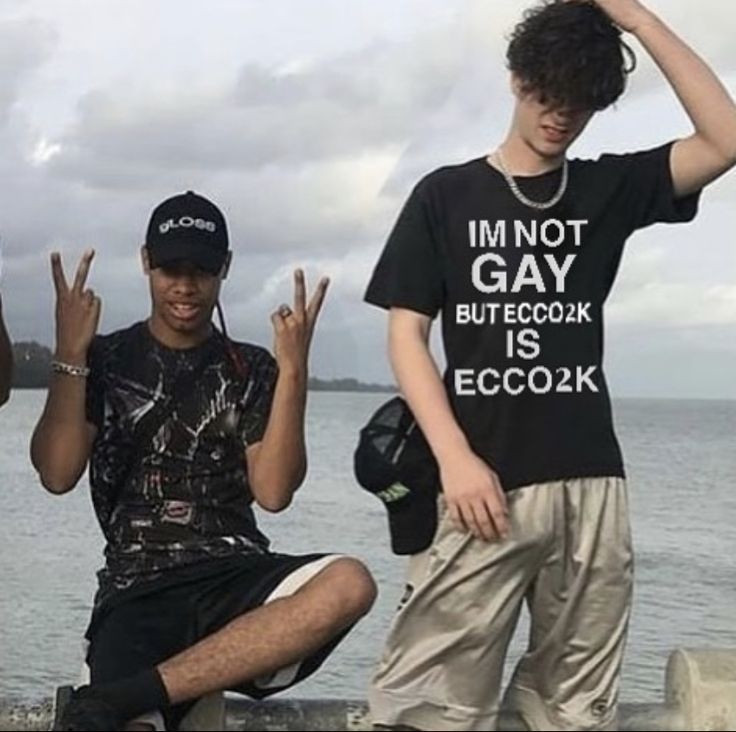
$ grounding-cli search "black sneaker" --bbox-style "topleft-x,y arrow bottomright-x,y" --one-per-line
52,684 -> 127,731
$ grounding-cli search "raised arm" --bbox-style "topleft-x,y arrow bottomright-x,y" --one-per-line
388,307 -> 509,542
246,269 -> 329,512
30,250 -> 101,493
593,0 -> 736,196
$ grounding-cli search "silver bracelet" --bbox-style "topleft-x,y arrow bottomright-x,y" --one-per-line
51,360 -> 90,378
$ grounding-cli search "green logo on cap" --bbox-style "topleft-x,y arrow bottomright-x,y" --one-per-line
377,482 -> 410,503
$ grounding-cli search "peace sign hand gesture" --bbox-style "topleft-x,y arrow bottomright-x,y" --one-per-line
271,269 -> 329,375
51,249 -> 102,363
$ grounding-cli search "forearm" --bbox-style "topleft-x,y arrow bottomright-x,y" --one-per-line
0,297 -> 12,405
30,350 -> 93,493
249,367 -> 307,511
388,311 -> 509,539
388,316 -> 470,466
633,10 -> 736,161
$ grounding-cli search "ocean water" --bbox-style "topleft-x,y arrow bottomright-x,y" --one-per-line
1,390 -> 734,705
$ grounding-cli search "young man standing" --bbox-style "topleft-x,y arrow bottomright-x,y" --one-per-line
31,191 -> 376,731
364,1 -> 736,730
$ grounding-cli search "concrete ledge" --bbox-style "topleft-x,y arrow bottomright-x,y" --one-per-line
224,699 -> 682,731
0,698 -> 685,731
0,700 -> 52,732
0,698 -> 684,731
2,648 -> 734,731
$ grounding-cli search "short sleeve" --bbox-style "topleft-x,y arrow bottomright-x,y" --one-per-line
364,179 -> 446,318
239,347 -> 278,446
85,336 -> 104,429
605,142 -> 701,232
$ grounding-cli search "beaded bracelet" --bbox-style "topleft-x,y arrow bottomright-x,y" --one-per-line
51,360 -> 90,378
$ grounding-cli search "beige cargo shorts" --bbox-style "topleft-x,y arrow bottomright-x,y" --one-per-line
369,476 -> 633,731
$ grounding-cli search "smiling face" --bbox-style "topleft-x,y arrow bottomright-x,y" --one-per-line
510,74 -> 595,161
141,246 -> 231,348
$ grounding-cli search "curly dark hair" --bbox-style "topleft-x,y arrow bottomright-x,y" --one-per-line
507,0 -> 636,111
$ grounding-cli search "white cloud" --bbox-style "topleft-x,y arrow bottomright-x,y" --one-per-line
42,28 -> 463,188
0,18 -> 55,122
28,134 -> 60,165
609,282 -> 736,326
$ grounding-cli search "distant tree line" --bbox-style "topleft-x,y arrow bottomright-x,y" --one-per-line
308,376 -> 395,393
10,341 -> 396,393
12,342 -> 53,388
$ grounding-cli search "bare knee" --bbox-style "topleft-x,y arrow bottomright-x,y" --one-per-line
321,557 -> 377,622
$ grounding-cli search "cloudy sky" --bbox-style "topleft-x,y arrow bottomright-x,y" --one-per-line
0,0 -> 734,398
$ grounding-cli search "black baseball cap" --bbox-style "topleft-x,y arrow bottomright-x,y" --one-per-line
145,191 -> 229,275
354,396 -> 440,555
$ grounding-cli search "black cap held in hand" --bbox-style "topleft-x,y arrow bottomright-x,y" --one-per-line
354,396 -> 440,555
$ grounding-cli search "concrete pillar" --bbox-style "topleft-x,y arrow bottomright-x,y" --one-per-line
666,648 -> 736,731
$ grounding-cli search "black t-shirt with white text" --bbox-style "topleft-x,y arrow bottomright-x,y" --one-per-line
85,321 -> 278,608
365,143 -> 700,491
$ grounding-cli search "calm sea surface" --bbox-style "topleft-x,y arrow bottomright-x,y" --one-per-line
1,390 -> 734,704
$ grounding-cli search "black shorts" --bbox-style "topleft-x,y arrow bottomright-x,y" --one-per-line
86,552 -> 346,729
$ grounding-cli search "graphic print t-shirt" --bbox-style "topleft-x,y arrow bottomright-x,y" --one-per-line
85,321 -> 278,607
365,143 -> 700,491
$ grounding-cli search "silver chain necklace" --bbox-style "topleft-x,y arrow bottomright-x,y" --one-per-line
492,148 -> 568,210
